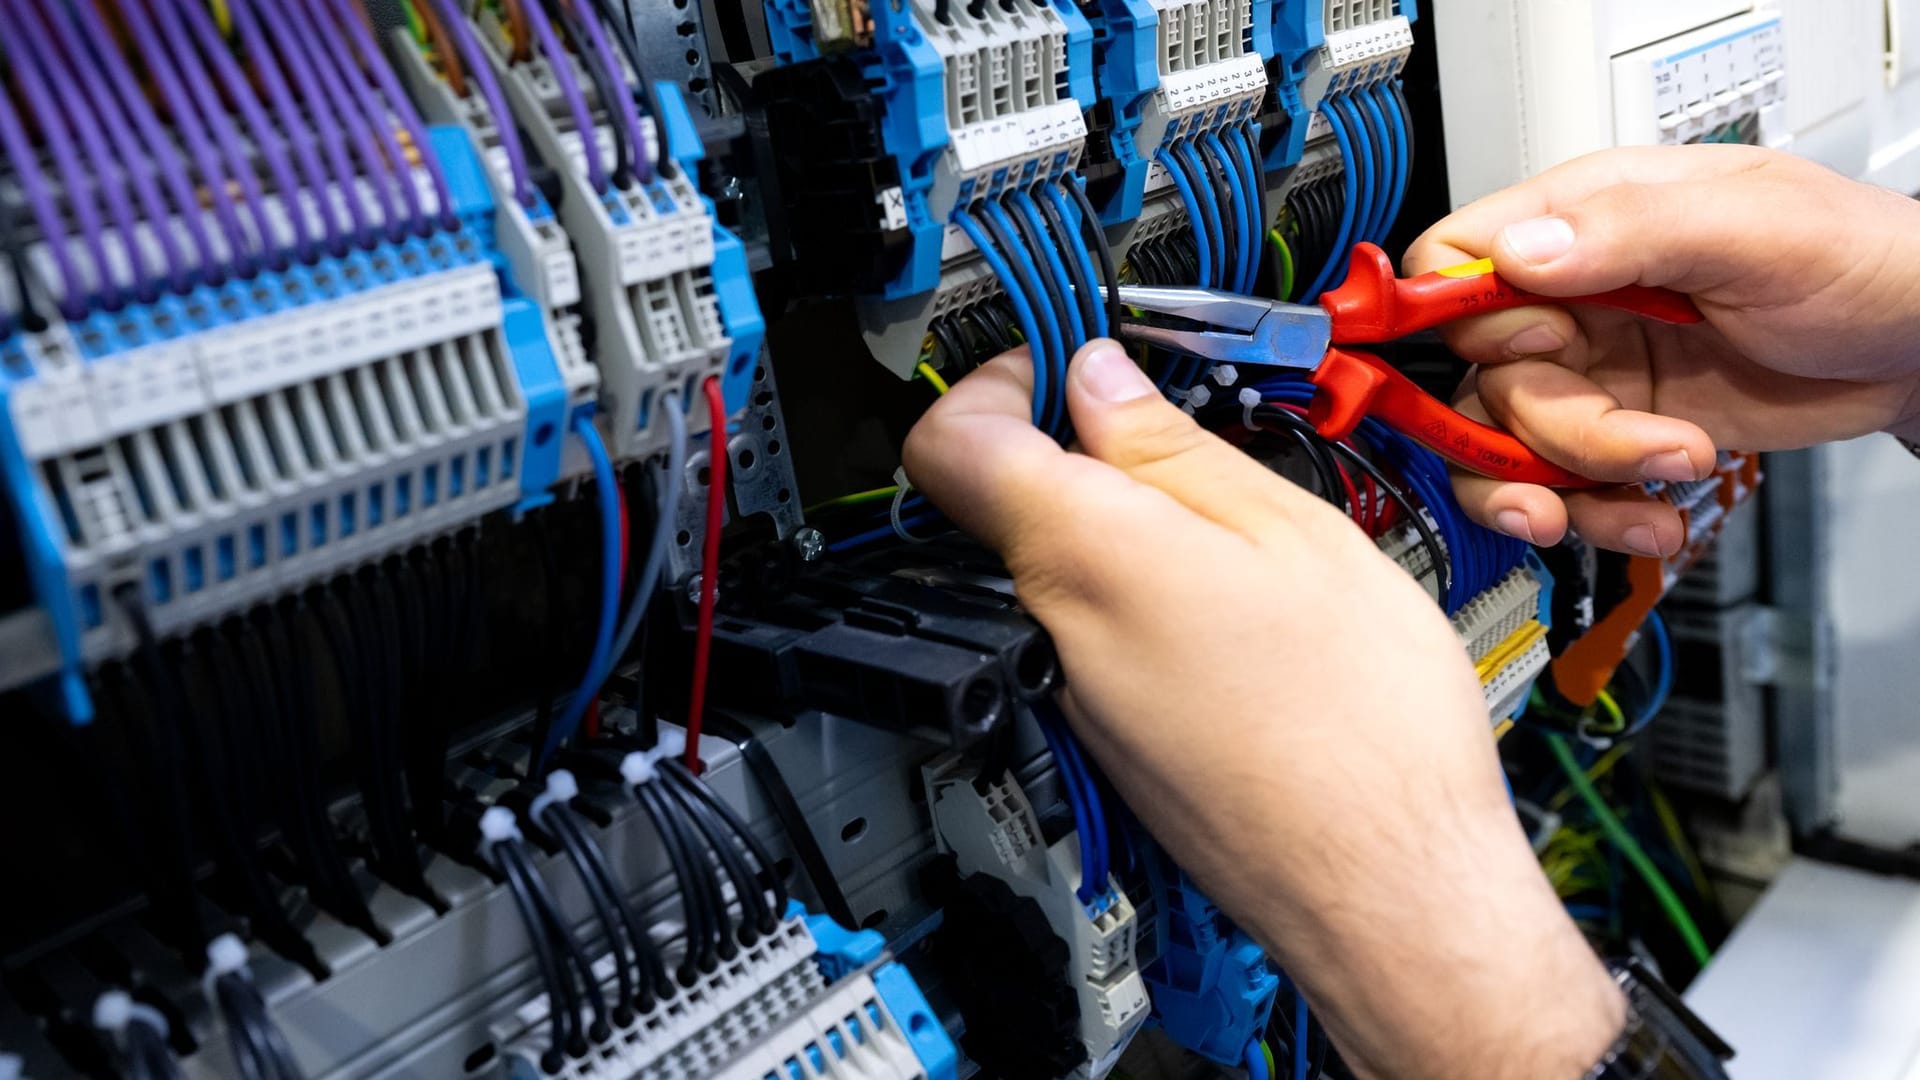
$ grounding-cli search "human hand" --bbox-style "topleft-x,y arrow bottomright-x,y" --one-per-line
1406,145 -> 1920,554
904,341 -> 1623,1080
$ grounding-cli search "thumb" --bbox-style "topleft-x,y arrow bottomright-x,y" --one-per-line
1065,340 -> 1346,541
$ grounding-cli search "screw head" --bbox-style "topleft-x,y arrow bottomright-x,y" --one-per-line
793,527 -> 825,563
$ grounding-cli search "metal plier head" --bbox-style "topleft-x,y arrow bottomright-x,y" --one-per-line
1103,285 -> 1333,372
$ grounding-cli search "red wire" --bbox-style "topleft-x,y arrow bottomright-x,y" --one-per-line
684,376 -> 726,773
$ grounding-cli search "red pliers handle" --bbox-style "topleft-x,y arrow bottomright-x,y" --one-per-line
1310,245 -> 1705,488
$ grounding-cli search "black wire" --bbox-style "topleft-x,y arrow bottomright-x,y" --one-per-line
1327,439 -> 1451,606
0,174 -> 48,333
125,1019 -> 182,1080
548,807 -> 675,1004
929,317 -> 968,373
662,768 -> 771,942
1173,144 -> 1227,286
1309,1014 -> 1330,1080
607,0 -> 675,176
228,979 -> 304,1080
315,588 -> 413,888
529,511 -> 564,764
493,841 -> 579,1059
1004,193 -> 1078,353
1390,79 -> 1416,175
1196,138 -> 1241,283
217,982 -> 273,1080
539,804 -> 637,1018
636,780 -> 716,978
978,303 -> 1016,351
664,758 -> 790,917
501,839 -> 612,1044
712,728 -> 856,928
1062,179 -> 1124,340
552,0 -> 633,187
1035,186 -> 1099,339
114,590 -> 205,949
1270,416 -> 1348,509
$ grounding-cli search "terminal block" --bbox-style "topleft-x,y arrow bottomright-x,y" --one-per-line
494,902 -> 956,1079
765,0 -> 1100,377
0,127 -> 547,722
470,9 -> 764,457
1137,851 -> 1279,1067
923,754 -> 1150,1078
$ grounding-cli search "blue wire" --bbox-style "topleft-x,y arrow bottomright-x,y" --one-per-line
1012,189 -> 1087,350
1292,993 -> 1310,1080
825,510 -> 943,553
1046,182 -> 1108,338
983,198 -> 1068,438
1175,141 -> 1228,288
1227,124 -> 1267,293
538,415 -> 621,771
1338,93 -> 1382,254
1056,719 -> 1110,892
1565,903 -> 1612,924
1300,102 -> 1360,302
1203,131 -> 1254,294
1157,148 -> 1213,289
958,206 -> 1050,429
1636,610 -> 1675,729
1245,1038 -> 1271,1080
1378,83 -> 1411,240
1359,89 -> 1390,243
1033,705 -> 1102,905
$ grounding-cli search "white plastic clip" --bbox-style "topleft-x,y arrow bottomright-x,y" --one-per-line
530,769 -> 580,823
620,749 -> 659,787
1209,363 -> 1239,388
479,805 -> 525,848
206,933 -> 250,979
1238,387 -> 1263,430
1186,384 -> 1213,410
92,990 -> 170,1041
890,466 -> 932,545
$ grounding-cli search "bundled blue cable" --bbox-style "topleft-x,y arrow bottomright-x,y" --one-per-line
1032,699 -> 1111,905
958,207 -> 1051,429
1301,103 -> 1360,302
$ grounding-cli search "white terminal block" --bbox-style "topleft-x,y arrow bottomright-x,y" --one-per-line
923,754 -> 1150,1080
1316,14 -> 1415,95
710,968 -> 935,1080
1613,12 -> 1786,146
1453,565 -> 1546,664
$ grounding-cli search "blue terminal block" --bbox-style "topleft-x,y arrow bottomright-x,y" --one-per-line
765,0 -> 1097,301
1141,852 -> 1280,1066
804,906 -> 960,1080
1267,0 -> 1324,172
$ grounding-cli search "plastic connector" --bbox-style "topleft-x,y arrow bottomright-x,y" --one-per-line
923,754 -> 1150,1078
1139,857 -> 1279,1067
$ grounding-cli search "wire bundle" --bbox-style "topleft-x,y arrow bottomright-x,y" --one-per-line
1031,699 -> 1115,907
1148,122 -> 1270,392
206,936 -> 307,1080
0,0 -> 470,331
480,807 -> 614,1070
1296,81 -> 1413,303
622,748 -> 790,983
955,176 -> 1119,442
94,991 -> 184,1080
494,0 -> 676,198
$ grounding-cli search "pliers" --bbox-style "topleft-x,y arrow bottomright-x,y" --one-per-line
1109,243 -> 1704,488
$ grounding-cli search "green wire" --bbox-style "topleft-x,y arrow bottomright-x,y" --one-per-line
803,485 -> 899,515
1544,733 -> 1712,967
1269,228 -> 1296,301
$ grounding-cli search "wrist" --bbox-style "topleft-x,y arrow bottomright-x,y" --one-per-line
1269,809 -> 1626,1080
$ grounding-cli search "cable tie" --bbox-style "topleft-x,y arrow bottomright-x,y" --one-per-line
1210,363 -> 1239,387
479,804 -> 525,849
1238,387 -> 1263,430
530,769 -> 580,823
620,750 -> 658,787
1187,384 -> 1213,410
890,476 -> 932,545
206,933 -> 250,978
92,991 -> 170,1040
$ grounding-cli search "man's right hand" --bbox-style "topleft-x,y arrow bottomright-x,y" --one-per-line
1404,145 -> 1920,555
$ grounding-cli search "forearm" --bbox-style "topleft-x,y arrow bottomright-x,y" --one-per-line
1087,725 -> 1625,1080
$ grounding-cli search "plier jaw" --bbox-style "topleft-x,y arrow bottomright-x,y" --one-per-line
1106,285 -> 1332,373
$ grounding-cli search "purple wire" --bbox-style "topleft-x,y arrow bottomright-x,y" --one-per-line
426,0 -> 535,207
0,84 -> 87,316
1,7 -> 119,311
116,0 -> 258,276
227,0 -> 356,255
279,0 -> 415,241
242,0 -> 386,249
167,0 -> 318,264
521,0 -> 609,192
39,0 -> 190,295
14,0 -> 155,303
573,0 -> 649,186
322,0 -> 460,232
145,0 -> 284,272
65,0 -> 223,283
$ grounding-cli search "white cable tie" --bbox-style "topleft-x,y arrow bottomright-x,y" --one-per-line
890,478 -> 933,545
1238,387 -> 1263,430
620,749 -> 659,787
479,805 -> 524,847
206,933 -> 249,978
1187,384 -> 1213,409
529,769 -> 580,823
0,1052 -> 21,1080
1210,363 -> 1239,387
92,991 -> 134,1034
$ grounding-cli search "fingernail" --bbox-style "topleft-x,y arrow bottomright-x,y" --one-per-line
1500,216 -> 1576,265
1077,342 -> 1154,403
1494,509 -> 1538,544
1640,449 -> 1697,483
1622,525 -> 1667,558
1506,324 -> 1566,357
